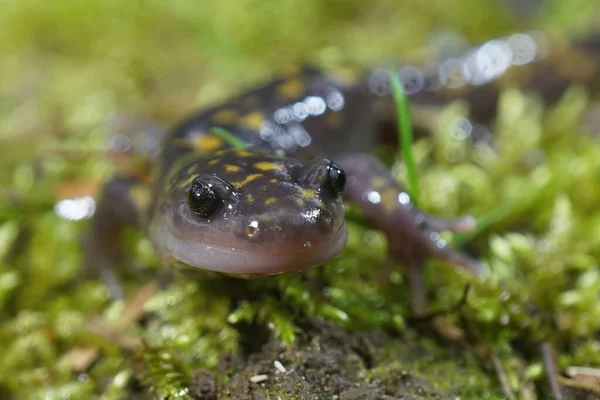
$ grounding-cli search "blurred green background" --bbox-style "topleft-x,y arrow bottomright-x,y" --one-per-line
2,0 -> 600,398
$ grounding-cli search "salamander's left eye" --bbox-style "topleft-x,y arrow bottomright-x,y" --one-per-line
298,158 -> 347,198
326,162 -> 346,197
188,175 -> 237,218
188,179 -> 222,217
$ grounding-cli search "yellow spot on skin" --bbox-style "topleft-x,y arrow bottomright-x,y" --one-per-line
246,194 -> 254,203
298,188 -> 317,199
254,161 -> 284,172
233,150 -> 253,157
190,134 -> 224,153
297,187 -> 324,208
265,197 -> 277,206
212,109 -> 239,125
270,178 -> 278,183
380,188 -> 399,214
178,174 -> 199,189
129,185 -> 151,212
232,173 -> 263,188
371,177 -> 389,190
276,78 -> 305,99
240,111 -> 265,131
329,67 -> 361,86
224,164 -> 242,172
208,158 -> 221,166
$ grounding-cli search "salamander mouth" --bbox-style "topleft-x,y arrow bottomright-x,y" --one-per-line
165,223 -> 348,275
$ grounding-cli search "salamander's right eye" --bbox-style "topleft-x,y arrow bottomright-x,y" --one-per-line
188,178 -> 223,217
298,157 -> 347,199
188,175 -> 238,218
325,162 -> 346,198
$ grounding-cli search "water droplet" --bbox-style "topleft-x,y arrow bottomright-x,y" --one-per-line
507,33 -> 537,65
326,89 -> 345,111
397,192 -> 411,205
397,66 -> 425,94
292,102 -> 309,120
449,116 -> 473,140
245,219 -> 260,238
365,190 -> 381,204
438,58 -> 468,89
304,96 -> 327,115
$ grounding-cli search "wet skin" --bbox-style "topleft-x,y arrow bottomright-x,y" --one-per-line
85,35 -> 600,314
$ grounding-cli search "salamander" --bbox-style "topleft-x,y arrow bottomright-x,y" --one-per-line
85,32 -> 600,314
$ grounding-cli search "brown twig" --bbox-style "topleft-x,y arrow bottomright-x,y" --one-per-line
490,353 -> 517,400
540,341 -> 563,400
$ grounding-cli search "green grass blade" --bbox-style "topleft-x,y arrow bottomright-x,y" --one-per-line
210,127 -> 247,149
388,70 -> 420,206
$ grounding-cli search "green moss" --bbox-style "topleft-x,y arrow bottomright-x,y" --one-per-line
1,0 -> 600,398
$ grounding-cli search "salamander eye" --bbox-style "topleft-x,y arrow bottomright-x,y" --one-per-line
188,175 -> 239,218
298,158 -> 346,199
326,162 -> 346,197
188,178 -> 223,217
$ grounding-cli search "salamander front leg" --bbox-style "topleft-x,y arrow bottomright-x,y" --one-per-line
336,153 -> 481,317
83,176 -> 149,299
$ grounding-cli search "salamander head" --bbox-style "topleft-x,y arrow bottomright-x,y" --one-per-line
156,149 -> 347,275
